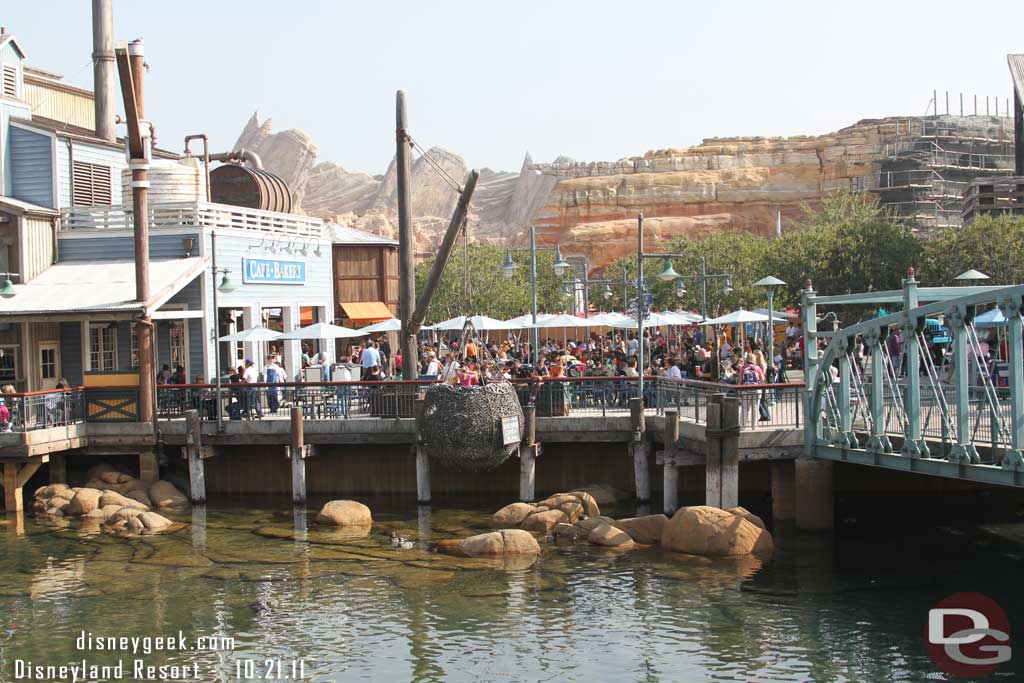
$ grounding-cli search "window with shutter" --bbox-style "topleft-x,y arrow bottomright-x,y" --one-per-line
71,161 -> 113,206
1,64 -> 16,98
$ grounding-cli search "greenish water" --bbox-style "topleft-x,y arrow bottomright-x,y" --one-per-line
1,499 -> 1022,683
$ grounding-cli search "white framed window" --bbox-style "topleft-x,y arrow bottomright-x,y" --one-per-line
72,160 -> 112,206
0,345 -> 18,383
89,324 -> 117,371
130,326 -> 139,368
169,321 -> 186,373
1,64 -> 16,99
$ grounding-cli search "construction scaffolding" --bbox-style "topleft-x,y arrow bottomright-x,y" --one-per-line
857,116 -> 1015,233
962,176 -> 1024,224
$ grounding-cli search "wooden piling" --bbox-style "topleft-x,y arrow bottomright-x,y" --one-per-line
184,410 -> 206,504
520,405 -> 538,502
705,394 -> 739,508
629,397 -> 650,503
662,409 -> 681,515
2,460 -> 42,513
414,399 -> 431,505
288,407 -> 308,505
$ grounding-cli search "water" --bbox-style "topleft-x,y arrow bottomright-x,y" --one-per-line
1,498 -> 1022,682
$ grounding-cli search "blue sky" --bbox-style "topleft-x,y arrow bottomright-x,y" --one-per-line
4,1 -> 1023,173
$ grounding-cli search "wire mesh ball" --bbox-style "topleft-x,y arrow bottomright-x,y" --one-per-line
419,382 -> 525,470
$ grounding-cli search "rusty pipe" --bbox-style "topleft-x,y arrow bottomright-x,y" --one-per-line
184,134 -> 211,201
209,149 -> 263,170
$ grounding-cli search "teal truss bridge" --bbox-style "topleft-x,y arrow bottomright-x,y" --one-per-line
803,270 -> 1024,487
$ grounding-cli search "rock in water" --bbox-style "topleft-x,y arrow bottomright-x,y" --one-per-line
611,514 -> 669,545
137,512 -> 173,532
490,502 -> 536,528
441,529 -> 540,557
661,506 -> 774,557
588,523 -> 635,548
149,481 -> 188,508
725,506 -> 767,530
65,488 -> 102,516
315,500 -> 372,527
99,491 -> 148,510
520,509 -> 567,533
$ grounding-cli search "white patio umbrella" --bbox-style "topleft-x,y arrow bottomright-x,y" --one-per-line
275,322 -> 365,340
587,312 -> 632,326
429,314 -> 522,331
505,312 -> 555,327
752,307 -> 797,321
610,312 -> 684,329
525,313 -> 592,328
218,325 -> 281,342
357,317 -> 401,334
702,309 -> 770,326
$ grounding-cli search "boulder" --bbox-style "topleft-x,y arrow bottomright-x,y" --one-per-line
537,493 -> 580,509
65,488 -> 103,516
725,506 -> 766,530
449,529 -> 540,557
553,523 -> 588,543
137,511 -> 173,532
86,463 -> 119,482
125,490 -> 153,508
556,501 -> 584,524
127,516 -> 146,533
572,484 -> 620,507
107,507 -> 145,524
315,500 -> 372,527
49,496 -> 72,511
99,491 -> 148,510
100,471 -> 132,485
588,522 -> 635,548
661,506 -> 774,557
489,502 -> 536,528
44,507 -> 66,517
520,509 -> 567,533
34,484 -> 72,500
575,515 -> 615,532
611,514 -> 669,545
567,490 -> 600,517
148,481 -> 188,508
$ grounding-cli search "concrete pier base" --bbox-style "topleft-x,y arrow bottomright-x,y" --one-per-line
795,458 -> 834,531
705,395 -> 740,508
191,505 -> 207,550
771,461 -> 796,521
138,449 -> 159,484
290,452 -> 307,505
663,464 -> 679,515
415,445 -> 431,505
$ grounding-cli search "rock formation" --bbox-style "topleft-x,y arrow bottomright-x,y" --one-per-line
233,113 -> 1014,270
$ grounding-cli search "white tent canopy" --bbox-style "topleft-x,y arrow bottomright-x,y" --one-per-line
525,313 -> 592,328
218,325 -> 281,342
505,313 -> 555,327
703,309 -> 770,325
275,322 -> 364,340
357,318 -> 402,334
611,312 -> 697,329
752,307 -> 797,321
428,314 -> 521,331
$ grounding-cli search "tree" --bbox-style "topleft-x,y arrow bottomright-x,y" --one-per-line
414,244 -> 570,322
921,214 -> 1024,285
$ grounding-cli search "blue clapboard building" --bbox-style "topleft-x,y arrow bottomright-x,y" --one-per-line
0,27 -> 389,391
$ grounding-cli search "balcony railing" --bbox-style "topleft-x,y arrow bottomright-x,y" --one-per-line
60,201 -> 325,238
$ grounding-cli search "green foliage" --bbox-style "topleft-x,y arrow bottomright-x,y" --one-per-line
412,194 -> 1024,321
414,244 -> 569,322
921,214 -> 1024,285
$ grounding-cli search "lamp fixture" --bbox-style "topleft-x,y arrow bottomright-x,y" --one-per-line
0,272 -> 19,299
674,279 -> 687,297
552,245 -> 570,277
217,269 -> 237,293
181,237 -> 195,258
602,283 -> 613,300
657,257 -> 681,282
501,249 -> 518,279
955,269 -> 990,282
561,283 -> 573,299
722,276 -> 734,294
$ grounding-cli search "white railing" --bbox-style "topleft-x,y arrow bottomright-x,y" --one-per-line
60,201 -> 325,238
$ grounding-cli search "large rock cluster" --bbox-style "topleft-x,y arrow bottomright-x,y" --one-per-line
31,464 -> 186,534
490,491 -> 602,533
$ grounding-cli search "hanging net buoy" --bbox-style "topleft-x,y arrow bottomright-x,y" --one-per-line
419,382 -> 524,470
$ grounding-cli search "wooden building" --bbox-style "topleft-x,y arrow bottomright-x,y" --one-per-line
329,224 -> 399,326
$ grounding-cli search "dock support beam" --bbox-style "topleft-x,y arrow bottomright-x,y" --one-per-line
795,458 -> 834,531
2,461 -> 42,513
771,461 -> 796,521
139,448 -> 159,484
519,405 -> 538,502
629,398 -> 650,504
287,407 -> 310,505
183,410 -> 208,504
660,410 -> 681,515
705,394 -> 740,508
49,454 -> 66,485
413,399 -> 431,505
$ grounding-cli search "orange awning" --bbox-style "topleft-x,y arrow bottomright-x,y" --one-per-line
339,301 -> 393,323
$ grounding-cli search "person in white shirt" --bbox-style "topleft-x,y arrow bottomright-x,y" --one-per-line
425,352 -> 441,377
666,358 -> 682,380
242,359 -> 263,418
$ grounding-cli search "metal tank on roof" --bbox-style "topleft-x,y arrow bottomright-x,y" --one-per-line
210,163 -> 293,214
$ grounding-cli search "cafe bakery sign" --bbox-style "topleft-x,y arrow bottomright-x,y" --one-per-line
242,258 -> 306,285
